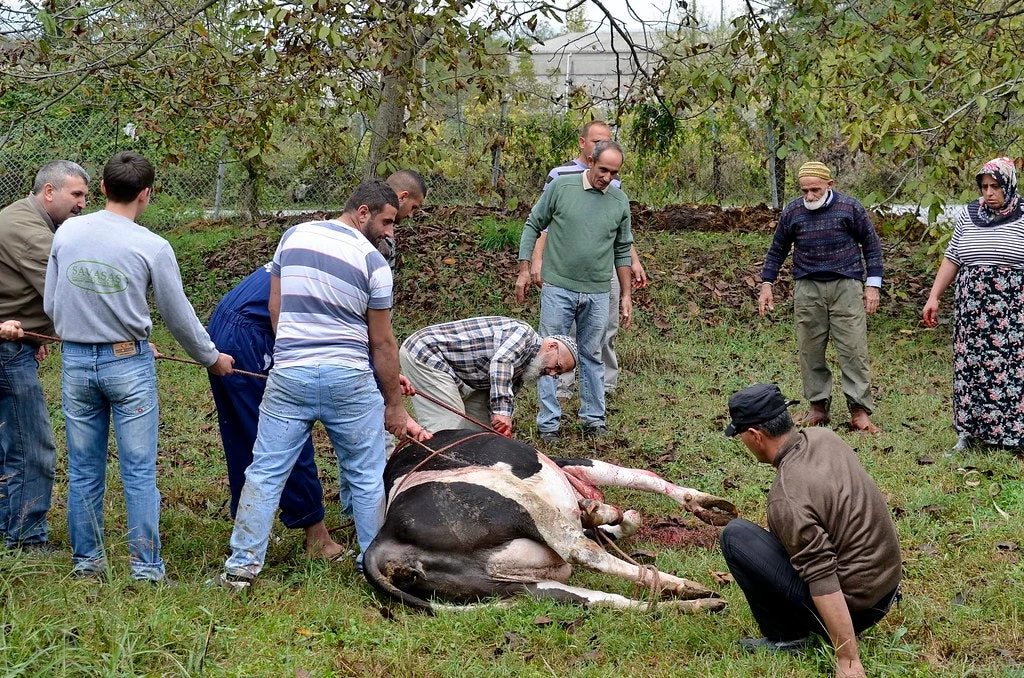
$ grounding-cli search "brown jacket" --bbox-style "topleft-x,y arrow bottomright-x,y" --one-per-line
768,427 -> 902,610
0,195 -> 56,337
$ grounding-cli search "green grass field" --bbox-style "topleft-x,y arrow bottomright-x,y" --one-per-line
2,212 -> 1022,676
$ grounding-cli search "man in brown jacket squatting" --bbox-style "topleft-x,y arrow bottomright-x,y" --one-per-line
720,383 -> 901,678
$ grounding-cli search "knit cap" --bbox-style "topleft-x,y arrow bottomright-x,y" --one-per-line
548,335 -> 579,369
798,161 -> 832,181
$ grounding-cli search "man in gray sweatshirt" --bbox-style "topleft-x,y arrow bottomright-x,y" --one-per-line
44,151 -> 234,582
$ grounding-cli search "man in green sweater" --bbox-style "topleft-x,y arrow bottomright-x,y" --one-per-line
720,383 -> 901,678
517,140 -> 633,442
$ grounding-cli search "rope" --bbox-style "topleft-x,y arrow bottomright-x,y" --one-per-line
17,329 -> 268,379
409,389 -> 503,436
592,519 -> 663,611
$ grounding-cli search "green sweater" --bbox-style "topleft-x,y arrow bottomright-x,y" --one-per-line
518,173 -> 633,294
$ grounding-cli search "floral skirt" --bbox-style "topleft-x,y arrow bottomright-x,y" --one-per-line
952,264 -> 1024,447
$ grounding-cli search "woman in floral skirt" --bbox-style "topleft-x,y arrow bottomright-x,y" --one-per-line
923,157 -> 1024,451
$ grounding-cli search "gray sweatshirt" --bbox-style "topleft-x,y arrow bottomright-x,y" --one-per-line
43,209 -> 219,366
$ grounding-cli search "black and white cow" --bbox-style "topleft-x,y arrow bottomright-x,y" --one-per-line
363,429 -> 737,612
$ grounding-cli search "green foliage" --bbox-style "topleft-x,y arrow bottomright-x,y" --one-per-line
657,0 -> 1024,216
475,215 -> 522,250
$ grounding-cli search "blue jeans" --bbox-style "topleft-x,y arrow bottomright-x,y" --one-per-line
537,284 -> 609,432
62,341 -> 164,580
225,365 -> 386,578
0,340 -> 56,547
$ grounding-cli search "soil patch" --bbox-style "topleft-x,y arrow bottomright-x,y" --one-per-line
636,516 -> 721,549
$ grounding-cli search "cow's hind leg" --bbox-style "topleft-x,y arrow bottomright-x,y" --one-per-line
523,581 -> 727,612
555,458 -> 738,526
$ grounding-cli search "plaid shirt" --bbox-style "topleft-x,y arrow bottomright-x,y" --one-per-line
402,316 -> 542,417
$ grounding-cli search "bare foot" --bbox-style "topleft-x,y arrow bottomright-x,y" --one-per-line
849,409 -> 881,433
304,521 -> 344,560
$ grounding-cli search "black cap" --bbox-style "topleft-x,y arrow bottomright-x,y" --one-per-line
725,383 -> 798,436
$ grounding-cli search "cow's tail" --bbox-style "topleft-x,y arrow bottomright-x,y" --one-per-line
362,542 -> 435,614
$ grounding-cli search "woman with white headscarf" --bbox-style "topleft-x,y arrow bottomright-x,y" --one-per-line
923,157 -> 1024,451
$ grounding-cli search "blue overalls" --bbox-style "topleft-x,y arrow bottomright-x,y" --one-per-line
207,265 -> 324,528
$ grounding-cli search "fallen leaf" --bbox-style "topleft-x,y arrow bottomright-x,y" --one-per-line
952,588 -> 972,606
295,670 -> 312,678
921,504 -> 943,514
379,606 -> 395,621
295,628 -> 314,637
709,570 -> 734,585
917,456 -> 934,465
533,616 -> 553,626
917,543 -> 939,556
996,542 -> 1018,552
559,617 -> 587,633
443,257 -> 456,265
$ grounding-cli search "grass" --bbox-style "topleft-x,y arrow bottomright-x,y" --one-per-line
2,213 -> 1023,676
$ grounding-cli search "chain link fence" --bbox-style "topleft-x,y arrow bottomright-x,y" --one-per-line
2,103 -> 930,222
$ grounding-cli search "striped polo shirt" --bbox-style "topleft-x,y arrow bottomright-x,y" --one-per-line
271,219 -> 392,370
944,203 -> 1024,268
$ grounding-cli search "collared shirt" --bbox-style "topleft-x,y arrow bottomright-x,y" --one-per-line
580,167 -> 608,194
402,316 -> 542,418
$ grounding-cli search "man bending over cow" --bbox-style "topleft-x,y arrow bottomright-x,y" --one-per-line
720,383 -> 901,678
399,316 -> 578,437
214,180 -> 430,592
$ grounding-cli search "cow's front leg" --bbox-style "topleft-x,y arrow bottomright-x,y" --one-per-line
556,459 -> 738,526
565,537 -> 718,600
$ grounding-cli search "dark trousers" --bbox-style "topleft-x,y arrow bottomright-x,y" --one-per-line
207,311 -> 324,529
720,519 -> 898,641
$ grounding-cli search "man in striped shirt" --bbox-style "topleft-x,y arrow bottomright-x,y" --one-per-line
758,161 -> 884,433
216,180 -> 430,591
399,316 -> 578,436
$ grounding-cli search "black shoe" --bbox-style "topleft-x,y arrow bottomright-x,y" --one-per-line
738,637 -> 809,654
582,425 -> 611,438
539,430 -> 561,443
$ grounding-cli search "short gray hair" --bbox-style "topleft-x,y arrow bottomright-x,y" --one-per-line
590,139 -> 625,164
32,160 -> 90,194
752,410 -> 795,438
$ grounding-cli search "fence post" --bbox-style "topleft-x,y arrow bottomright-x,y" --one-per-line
213,136 -> 228,219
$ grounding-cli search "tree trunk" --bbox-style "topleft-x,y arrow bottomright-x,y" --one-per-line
239,157 -> 261,222
362,24 -> 435,179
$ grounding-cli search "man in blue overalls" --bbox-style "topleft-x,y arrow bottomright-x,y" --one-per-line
207,171 -> 427,560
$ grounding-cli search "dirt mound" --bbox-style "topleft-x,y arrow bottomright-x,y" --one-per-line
633,203 -> 780,233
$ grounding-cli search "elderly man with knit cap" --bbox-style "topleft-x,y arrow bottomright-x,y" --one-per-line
758,161 -> 884,433
399,316 -> 577,437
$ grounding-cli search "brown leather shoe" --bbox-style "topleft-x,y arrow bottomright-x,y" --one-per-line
849,408 -> 881,433
798,402 -> 830,427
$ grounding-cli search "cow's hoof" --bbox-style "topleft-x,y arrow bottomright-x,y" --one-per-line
666,597 -> 728,613
667,580 -> 719,600
691,495 -> 739,526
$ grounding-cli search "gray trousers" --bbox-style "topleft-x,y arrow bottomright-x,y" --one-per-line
794,278 -> 873,413
398,347 -> 489,433
557,272 -> 620,398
